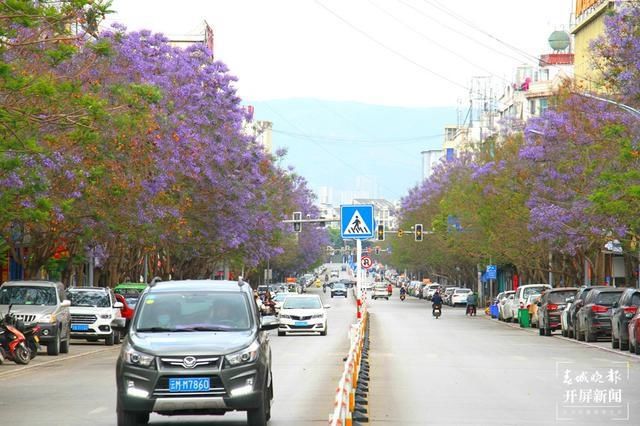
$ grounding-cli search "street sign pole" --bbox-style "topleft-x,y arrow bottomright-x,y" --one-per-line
356,239 -> 362,319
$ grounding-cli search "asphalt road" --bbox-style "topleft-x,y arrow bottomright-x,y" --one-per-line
367,293 -> 640,425
0,286 -> 356,426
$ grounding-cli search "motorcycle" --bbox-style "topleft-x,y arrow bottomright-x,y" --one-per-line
0,305 -> 31,364
432,304 -> 442,319
466,305 -> 477,316
400,293 -> 406,301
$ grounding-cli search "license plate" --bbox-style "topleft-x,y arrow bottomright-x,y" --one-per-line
169,377 -> 210,393
294,321 -> 308,326
71,324 -> 89,331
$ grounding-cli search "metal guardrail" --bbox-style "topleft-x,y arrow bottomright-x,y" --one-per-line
328,299 -> 369,426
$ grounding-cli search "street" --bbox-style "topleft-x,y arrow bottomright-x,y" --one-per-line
0,287 -> 355,426
368,293 -> 640,425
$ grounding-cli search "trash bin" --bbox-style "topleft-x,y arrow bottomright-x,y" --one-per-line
490,303 -> 499,319
518,308 -> 530,328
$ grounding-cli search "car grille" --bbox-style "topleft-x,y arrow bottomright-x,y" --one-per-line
71,314 -> 97,324
291,324 -> 315,329
153,375 -> 226,397
13,314 -> 36,323
159,356 -> 220,370
291,315 -> 312,321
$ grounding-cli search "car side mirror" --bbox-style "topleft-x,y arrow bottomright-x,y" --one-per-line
61,300 -> 71,307
324,305 -> 331,309
261,316 -> 279,330
114,302 -> 124,309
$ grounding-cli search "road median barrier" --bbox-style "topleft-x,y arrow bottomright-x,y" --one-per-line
329,309 -> 370,425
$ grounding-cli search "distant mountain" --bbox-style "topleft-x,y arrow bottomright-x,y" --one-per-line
248,98 -> 457,203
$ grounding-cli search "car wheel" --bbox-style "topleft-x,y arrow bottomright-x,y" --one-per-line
539,326 -> 544,336
60,330 -> 70,354
277,331 -> 285,337
620,338 -> 629,351
636,342 -> 640,356
577,322 -> 585,341
331,294 -> 334,298
117,406 -> 149,426
105,332 -> 115,346
585,325 -> 595,342
247,387 -> 270,426
545,327 -> 552,336
114,331 -> 121,345
561,328 -> 567,337
47,332 -> 61,356
630,338 -> 636,354
612,332 -> 619,349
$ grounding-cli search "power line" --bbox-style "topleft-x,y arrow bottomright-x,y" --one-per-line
313,0 -> 470,91
366,0 -> 509,84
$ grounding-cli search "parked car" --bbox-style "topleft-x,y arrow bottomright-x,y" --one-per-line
497,291 -> 515,321
67,287 -> 125,346
331,282 -> 348,298
628,311 -> 640,355
525,293 -> 542,327
423,284 -> 441,300
568,286 -> 608,339
278,294 -> 329,336
0,280 -> 71,356
502,292 -> 519,322
443,287 -> 458,305
115,279 -> 279,426
610,287 -> 640,350
575,287 -> 624,342
537,288 -> 578,336
451,288 -> 472,307
514,284 -> 551,313
560,297 -> 574,337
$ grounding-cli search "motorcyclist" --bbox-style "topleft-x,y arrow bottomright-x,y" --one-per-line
386,282 -> 393,296
399,285 -> 407,297
466,291 -> 478,316
431,290 -> 443,316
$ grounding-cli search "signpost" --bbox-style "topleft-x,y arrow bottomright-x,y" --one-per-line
341,204 -> 375,319
361,255 -> 373,270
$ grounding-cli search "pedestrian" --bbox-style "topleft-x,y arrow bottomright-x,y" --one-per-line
466,291 -> 477,316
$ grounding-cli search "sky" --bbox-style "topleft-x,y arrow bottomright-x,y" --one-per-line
107,0 -> 574,201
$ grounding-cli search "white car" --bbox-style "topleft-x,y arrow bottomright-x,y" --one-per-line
66,287 -> 124,345
451,288 -> 472,306
371,285 -> 389,300
272,292 -> 291,313
514,284 -> 551,313
278,295 -> 329,336
498,291 -> 515,320
423,284 -> 441,300
502,292 -> 519,322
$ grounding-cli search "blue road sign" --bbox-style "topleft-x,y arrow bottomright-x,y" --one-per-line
340,205 -> 375,240
486,265 -> 497,280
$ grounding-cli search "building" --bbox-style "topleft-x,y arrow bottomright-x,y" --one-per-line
351,198 -> 398,230
571,0 -> 615,91
421,149 -> 444,180
167,20 -> 215,59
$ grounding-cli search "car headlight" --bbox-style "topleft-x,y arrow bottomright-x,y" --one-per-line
100,314 -> 112,319
225,340 -> 260,367
311,314 -> 324,319
122,343 -> 155,368
41,314 -> 57,323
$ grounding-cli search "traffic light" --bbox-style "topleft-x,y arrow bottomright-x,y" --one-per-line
415,223 -> 423,241
293,211 -> 302,232
397,229 -> 404,238
376,224 -> 385,241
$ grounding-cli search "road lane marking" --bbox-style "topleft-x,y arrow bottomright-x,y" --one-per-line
0,346 -> 119,379
88,407 -> 107,415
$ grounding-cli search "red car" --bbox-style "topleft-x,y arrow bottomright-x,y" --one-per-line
628,310 -> 640,355
114,293 -> 135,331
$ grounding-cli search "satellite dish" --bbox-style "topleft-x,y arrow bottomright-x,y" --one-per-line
548,30 -> 570,52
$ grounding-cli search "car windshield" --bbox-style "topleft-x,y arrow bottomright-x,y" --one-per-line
125,297 -> 139,308
333,283 -> 346,289
595,291 -> 623,306
548,291 -> 576,303
135,291 -> 252,332
0,286 -> 57,306
282,297 -> 322,309
67,290 -> 110,307
523,287 -> 546,298
273,293 -> 288,302
456,289 -> 471,294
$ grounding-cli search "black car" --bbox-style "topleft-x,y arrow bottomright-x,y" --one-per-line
567,286 -> 608,339
331,283 -> 348,298
611,288 -> 640,350
538,288 -> 578,336
115,279 -> 279,426
575,287 -> 624,342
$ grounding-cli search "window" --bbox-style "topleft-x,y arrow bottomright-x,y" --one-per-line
0,286 -> 57,306
446,148 -> 455,161
67,290 -> 110,308
540,98 -> 548,114
529,99 -> 537,116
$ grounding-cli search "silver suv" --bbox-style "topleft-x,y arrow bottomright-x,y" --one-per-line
115,279 -> 279,426
0,280 -> 72,355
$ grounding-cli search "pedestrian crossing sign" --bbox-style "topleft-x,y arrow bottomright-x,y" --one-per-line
340,205 -> 375,240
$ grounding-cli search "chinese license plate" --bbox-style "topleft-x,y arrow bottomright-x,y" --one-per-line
169,377 -> 210,393
294,321 -> 308,326
71,324 -> 89,331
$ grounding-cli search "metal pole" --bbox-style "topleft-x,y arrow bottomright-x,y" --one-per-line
88,255 -> 94,287
356,239 -> 362,319
548,251 -> 553,287
477,264 -> 483,308
144,253 -> 148,284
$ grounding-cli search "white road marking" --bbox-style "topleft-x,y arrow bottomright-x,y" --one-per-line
88,407 -> 107,415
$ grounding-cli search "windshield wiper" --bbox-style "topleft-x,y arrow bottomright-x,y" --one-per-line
178,326 -> 235,332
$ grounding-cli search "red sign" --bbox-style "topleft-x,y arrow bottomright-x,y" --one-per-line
361,256 -> 373,269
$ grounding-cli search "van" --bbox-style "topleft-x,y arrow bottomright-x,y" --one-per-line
514,284 -> 551,311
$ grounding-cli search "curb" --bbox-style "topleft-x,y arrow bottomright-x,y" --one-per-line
0,346 -> 119,379
481,313 -> 640,360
